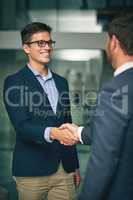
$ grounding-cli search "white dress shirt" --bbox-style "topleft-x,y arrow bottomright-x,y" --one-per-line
114,61 -> 133,77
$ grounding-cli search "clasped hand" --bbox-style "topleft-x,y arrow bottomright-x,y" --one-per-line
51,123 -> 79,146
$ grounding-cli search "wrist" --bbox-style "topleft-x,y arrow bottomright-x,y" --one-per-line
50,127 -> 58,140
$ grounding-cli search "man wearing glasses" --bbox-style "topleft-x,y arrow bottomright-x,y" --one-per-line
3,22 -> 80,200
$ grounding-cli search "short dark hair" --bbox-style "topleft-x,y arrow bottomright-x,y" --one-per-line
21,22 -> 52,44
108,14 -> 133,55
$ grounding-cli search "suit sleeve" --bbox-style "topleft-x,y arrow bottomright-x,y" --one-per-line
80,125 -> 93,145
3,77 -> 50,145
79,85 -> 129,200
63,80 -> 72,123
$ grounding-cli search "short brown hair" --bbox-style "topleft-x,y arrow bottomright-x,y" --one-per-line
21,22 -> 52,44
108,14 -> 133,55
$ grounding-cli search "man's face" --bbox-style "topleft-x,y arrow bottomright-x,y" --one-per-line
23,31 -> 53,65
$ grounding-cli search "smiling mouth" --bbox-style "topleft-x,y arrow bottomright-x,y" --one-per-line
40,52 -> 50,56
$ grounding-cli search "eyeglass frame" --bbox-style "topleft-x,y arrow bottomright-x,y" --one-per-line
26,40 -> 56,48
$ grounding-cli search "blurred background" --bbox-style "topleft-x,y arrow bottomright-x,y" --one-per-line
0,0 -> 133,199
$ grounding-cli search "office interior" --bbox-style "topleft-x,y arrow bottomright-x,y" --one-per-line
0,0 -> 132,199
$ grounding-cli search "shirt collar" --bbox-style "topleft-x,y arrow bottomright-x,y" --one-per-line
27,63 -> 53,82
114,62 -> 133,77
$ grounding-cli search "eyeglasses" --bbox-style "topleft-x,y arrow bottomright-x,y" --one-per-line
27,40 -> 56,48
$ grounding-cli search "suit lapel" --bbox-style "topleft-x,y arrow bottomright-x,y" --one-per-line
21,66 -> 53,111
22,65 -> 45,94
52,72 -> 64,115
21,66 -> 64,115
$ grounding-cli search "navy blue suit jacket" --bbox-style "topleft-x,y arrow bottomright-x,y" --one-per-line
79,68 -> 133,200
3,66 -> 79,176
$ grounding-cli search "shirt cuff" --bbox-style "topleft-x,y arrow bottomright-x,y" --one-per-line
77,126 -> 84,144
44,127 -> 53,143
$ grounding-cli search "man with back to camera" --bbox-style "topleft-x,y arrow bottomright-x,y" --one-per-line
3,22 -> 80,200
58,14 -> 133,200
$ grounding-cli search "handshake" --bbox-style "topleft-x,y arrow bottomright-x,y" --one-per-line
50,123 -> 80,146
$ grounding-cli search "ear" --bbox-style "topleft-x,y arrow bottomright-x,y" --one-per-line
23,44 -> 30,55
111,34 -> 120,52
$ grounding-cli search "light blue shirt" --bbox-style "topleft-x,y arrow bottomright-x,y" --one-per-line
27,64 -> 59,143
